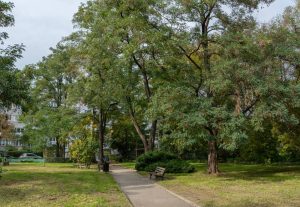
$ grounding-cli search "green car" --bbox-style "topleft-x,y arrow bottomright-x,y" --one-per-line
19,153 -> 44,162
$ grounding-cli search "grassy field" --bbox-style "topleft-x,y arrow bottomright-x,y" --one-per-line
120,162 -> 300,207
0,163 -> 130,207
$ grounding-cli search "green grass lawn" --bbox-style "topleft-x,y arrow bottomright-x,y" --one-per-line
0,163 -> 130,207
120,162 -> 300,207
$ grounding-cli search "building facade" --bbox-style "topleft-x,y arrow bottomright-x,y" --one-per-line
0,105 -> 25,150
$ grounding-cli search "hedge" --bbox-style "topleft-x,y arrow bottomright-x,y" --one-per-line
135,151 -> 195,173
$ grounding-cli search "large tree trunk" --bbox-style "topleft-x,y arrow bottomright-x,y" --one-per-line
207,140 -> 219,174
132,55 -> 157,152
149,120 -> 157,150
60,143 -> 65,160
55,140 -> 60,158
55,139 -> 65,160
98,128 -> 104,171
98,109 -> 106,171
126,96 -> 150,152
131,114 -> 150,152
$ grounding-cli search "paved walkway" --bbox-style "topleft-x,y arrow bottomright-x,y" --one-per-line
110,165 -> 197,207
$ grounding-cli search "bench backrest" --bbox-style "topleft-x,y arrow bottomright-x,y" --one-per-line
155,167 -> 166,175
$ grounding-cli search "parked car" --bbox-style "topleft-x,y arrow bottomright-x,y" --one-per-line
19,153 -> 42,159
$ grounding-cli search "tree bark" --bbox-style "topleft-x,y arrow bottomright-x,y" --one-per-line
132,55 -> 157,152
55,139 -> 60,158
126,96 -> 150,152
149,120 -> 157,150
207,140 -> 219,174
60,143 -> 65,160
98,109 -> 106,171
235,89 -> 242,115
130,113 -> 150,152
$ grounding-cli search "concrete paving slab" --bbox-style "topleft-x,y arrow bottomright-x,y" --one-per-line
110,165 -> 198,207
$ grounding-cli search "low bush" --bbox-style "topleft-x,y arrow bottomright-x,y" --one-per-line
144,160 -> 196,173
69,137 -> 97,166
135,151 -> 177,171
135,151 -> 195,173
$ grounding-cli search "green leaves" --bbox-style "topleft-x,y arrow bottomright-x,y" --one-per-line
20,0 -> 300,166
0,1 -> 28,108
0,1 -> 14,28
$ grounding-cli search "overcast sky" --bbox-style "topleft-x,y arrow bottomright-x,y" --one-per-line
4,0 -> 296,69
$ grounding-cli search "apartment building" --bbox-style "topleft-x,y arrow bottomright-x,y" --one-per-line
0,105 -> 25,150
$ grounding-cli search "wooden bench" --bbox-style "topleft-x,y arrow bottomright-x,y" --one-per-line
149,167 -> 166,180
73,163 -> 90,169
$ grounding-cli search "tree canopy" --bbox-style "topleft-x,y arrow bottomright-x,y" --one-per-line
21,0 -> 300,174
0,1 -> 28,108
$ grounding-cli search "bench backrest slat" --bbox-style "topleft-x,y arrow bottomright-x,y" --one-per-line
154,167 -> 166,175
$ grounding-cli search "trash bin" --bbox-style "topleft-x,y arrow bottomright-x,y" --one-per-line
103,161 -> 109,172
102,156 -> 110,172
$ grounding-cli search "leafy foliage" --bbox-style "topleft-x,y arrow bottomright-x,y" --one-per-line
0,1 -> 28,108
109,116 -> 142,161
144,160 -> 196,173
136,151 -> 178,171
69,137 -> 97,167
20,0 -> 300,173
136,151 -> 195,173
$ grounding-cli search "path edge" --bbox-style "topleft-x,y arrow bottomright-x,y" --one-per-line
154,183 -> 201,207
110,169 -> 134,207
110,165 -> 200,207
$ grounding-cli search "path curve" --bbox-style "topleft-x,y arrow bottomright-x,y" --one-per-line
110,165 -> 199,207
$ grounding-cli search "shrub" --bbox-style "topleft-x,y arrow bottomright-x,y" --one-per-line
135,151 -> 177,171
135,151 -> 195,173
69,137 -> 97,167
144,160 -> 196,173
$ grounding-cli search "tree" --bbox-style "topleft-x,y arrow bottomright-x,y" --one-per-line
23,42 -> 77,158
0,114 -> 13,139
148,0 -> 300,174
0,1 -> 27,108
0,1 -> 28,143
74,0 -> 170,153
21,0 -> 300,173
68,11 -> 120,168
266,0 -> 300,161
109,115 -> 143,161
69,115 -> 98,167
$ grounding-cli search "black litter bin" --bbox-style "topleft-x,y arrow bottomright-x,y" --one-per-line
103,161 -> 109,172
102,156 -> 110,172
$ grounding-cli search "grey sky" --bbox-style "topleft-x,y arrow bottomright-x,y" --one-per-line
4,0 -> 296,69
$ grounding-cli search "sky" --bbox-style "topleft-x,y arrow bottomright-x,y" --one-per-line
3,0 -> 296,69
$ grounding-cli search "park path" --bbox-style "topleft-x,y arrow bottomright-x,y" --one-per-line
110,165 -> 198,207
